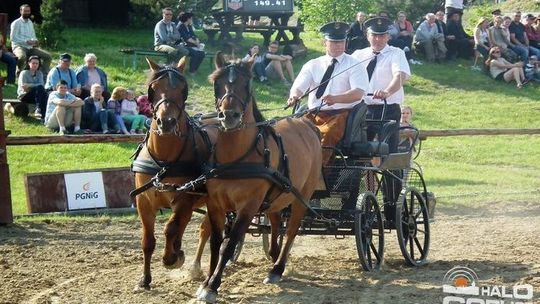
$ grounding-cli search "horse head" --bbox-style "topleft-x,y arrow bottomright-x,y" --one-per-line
210,52 -> 260,131
146,57 -> 189,135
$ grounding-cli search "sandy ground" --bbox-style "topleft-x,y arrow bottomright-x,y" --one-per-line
0,201 -> 539,304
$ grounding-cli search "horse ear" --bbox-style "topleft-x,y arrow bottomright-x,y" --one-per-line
215,51 -> 227,69
177,56 -> 187,73
146,57 -> 160,72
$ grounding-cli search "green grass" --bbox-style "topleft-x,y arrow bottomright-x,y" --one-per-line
3,27 -> 540,215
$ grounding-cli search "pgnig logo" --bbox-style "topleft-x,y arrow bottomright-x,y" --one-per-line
442,266 -> 534,304
75,182 -> 99,200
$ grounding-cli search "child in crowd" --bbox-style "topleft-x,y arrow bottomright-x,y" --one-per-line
136,95 -> 153,117
398,105 -> 417,153
525,55 -> 540,82
107,87 -> 130,134
81,84 -> 119,134
242,44 -> 268,83
121,90 -> 147,134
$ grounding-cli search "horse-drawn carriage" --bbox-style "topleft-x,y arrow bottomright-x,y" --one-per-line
131,55 -> 434,302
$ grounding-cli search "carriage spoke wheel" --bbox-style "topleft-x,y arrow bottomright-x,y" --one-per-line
395,187 -> 430,266
355,192 -> 384,271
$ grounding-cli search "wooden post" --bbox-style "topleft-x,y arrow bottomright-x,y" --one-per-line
0,79 -> 13,224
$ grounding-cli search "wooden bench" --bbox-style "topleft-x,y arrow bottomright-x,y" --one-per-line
204,26 -> 276,45
2,98 -> 34,117
120,48 -> 216,70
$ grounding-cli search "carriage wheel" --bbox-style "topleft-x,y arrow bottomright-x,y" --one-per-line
261,215 -> 285,261
395,187 -> 430,266
355,192 -> 384,271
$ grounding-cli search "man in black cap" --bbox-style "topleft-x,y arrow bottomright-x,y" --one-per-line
287,21 -> 368,164
351,17 -> 411,216
45,53 -> 81,97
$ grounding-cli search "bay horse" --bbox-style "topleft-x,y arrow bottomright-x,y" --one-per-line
131,58 -> 216,289
196,53 -> 323,302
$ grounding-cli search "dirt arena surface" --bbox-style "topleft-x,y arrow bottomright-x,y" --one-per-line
1,201 -> 539,304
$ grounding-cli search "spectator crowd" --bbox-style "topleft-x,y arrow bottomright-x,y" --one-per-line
2,3 -> 540,135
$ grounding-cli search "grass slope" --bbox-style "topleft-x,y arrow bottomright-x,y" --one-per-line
2,28 -> 539,215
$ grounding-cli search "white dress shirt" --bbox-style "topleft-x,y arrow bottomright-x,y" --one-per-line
351,45 -> 411,105
290,53 -> 368,111
445,0 -> 463,9
10,17 -> 37,49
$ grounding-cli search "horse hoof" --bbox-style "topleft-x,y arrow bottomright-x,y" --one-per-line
189,265 -> 204,280
195,285 -> 204,297
263,273 -> 282,284
138,275 -> 152,290
196,288 -> 218,303
162,254 -> 185,269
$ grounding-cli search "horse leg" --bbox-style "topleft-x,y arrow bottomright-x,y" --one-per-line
189,213 -> 210,279
267,211 -> 282,263
198,212 -> 252,303
264,202 -> 307,284
137,201 -> 157,289
196,209 -> 225,300
162,205 -> 190,269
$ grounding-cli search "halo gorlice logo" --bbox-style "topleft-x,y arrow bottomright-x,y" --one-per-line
442,266 -> 534,304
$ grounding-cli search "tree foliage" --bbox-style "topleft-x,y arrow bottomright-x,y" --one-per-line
299,0 -> 374,31
34,0 -> 65,48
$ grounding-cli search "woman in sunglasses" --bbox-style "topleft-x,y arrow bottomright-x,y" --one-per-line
485,46 -> 526,88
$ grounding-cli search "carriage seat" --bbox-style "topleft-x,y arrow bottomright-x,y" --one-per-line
336,102 -> 393,158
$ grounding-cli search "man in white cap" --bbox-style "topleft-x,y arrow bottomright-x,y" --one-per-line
287,21 -> 369,163
352,17 -> 411,217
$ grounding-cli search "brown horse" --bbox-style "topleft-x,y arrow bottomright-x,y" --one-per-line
132,58 -> 216,289
195,53 -> 323,302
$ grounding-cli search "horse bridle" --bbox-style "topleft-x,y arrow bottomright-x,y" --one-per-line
214,64 -> 253,123
148,67 -> 188,121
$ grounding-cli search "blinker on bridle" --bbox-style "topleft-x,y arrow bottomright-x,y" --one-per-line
148,67 -> 188,119
214,64 -> 253,114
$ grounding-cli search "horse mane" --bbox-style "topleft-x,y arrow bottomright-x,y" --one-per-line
209,60 -> 265,123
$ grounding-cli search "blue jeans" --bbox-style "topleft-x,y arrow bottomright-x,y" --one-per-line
0,52 -> 17,83
510,45 -> 530,63
252,62 -> 267,80
187,47 -> 205,73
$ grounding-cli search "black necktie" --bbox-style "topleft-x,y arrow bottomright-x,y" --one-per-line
367,52 -> 380,81
315,58 -> 338,99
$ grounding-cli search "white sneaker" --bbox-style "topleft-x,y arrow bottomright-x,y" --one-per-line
403,46 -> 410,53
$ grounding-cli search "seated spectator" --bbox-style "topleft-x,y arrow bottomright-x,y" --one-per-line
107,87 -> 130,135
177,12 -> 206,74
391,11 -> 414,59
435,11 -> 447,36
398,105 -> 417,154
17,55 -> 47,119
446,12 -> 474,60
489,16 -> 519,63
263,41 -> 295,86
10,4 -> 52,77
121,90 -> 147,134
524,14 -> 540,49
45,53 -> 81,97
474,17 -> 491,59
242,44 -> 267,83
76,53 -> 109,100
0,35 -> 17,85
509,11 -> 540,63
248,15 -> 261,26
154,7 -> 189,65
346,11 -> 369,54
81,84 -> 119,134
44,80 -> 84,135
525,55 -> 540,82
136,95 -> 153,118
486,47 -> 525,88
414,13 -> 447,62
502,16 -> 528,62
